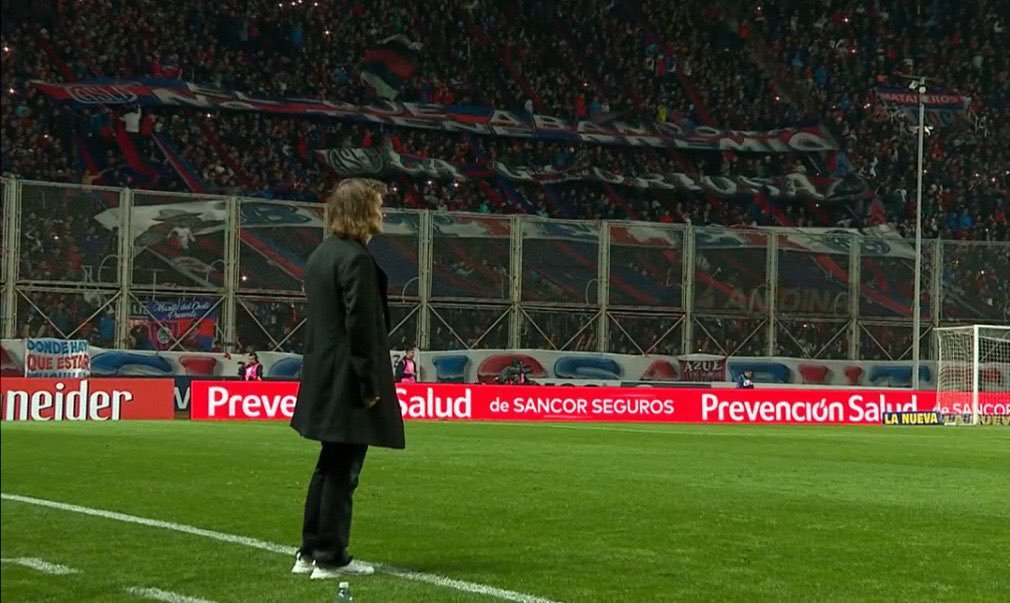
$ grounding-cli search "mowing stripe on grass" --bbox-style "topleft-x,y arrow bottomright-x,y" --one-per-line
2,493 -> 562,603
125,586 -> 217,603
1,557 -> 79,575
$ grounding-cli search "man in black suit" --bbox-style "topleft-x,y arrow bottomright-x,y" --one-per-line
290,178 -> 405,580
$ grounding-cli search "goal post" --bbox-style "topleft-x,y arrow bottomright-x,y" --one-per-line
935,325 -> 1010,425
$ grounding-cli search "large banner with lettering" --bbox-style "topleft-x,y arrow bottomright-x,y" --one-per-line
30,78 -> 838,152
875,88 -> 972,129
318,145 -> 867,202
129,300 -> 219,351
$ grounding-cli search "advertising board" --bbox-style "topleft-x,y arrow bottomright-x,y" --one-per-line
190,382 -> 937,425
2,378 -> 175,421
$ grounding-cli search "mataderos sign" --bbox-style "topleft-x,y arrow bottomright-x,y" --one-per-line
190,381 -> 936,425
874,88 -> 971,128
319,146 -> 867,202
30,78 -> 838,152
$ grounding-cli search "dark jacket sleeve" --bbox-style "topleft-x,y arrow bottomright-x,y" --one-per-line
340,252 -> 381,400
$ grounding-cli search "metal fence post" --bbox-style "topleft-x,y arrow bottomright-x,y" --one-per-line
682,225 -> 695,353
766,232 -> 778,356
1,179 -> 20,338
930,238 -> 942,359
508,215 -> 523,349
222,196 -> 239,352
417,210 -> 433,350
115,186 -> 133,348
597,222 -> 610,352
848,233 -> 860,360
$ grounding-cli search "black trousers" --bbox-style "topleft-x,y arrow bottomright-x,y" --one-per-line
299,441 -> 368,567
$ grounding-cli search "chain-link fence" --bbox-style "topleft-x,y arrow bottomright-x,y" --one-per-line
130,189 -> 230,290
520,307 -> 600,351
235,296 -> 307,353
521,218 -> 599,305
17,181 -> 121,285
429,304 -> 510,350
1,179 -> 10,289
607,312 -> 684,356
15,288 -> 119,345
431,214 -> 510,301
371,210 -> 422,299
607,223 -> 684,309
3,179 -> 1007,358
941,240 -> 1010,323
238,198 -> 323,294
774,318 -> 850,359
692,315 -> 769,356
776,231 -> 851,317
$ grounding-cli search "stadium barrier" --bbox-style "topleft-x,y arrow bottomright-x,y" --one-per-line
1,378 -> 175,421
5,180 -> 1008,365
189,381 -> 936,425
4,339 -> 967,388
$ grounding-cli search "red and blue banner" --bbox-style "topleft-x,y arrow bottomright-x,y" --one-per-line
361,35 -> 422,100
29,78 -> 839,152
129,300 -> 218,351
874,88 -> 972,128
318,145 -> 869,202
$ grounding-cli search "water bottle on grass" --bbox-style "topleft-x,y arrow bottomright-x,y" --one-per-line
336,581 -> 353,601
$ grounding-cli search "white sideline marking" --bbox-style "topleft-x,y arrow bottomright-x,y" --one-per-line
1,556 -> 79,575
126,586 -> 217,603
2,493 -> 562,603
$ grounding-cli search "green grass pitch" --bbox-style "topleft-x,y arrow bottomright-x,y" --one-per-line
2,420 -> 1008,602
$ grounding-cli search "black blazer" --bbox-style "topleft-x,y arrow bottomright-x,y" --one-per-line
291,236 -> 405,449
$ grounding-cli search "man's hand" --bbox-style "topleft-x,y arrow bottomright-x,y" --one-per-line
362,396 -> 379,409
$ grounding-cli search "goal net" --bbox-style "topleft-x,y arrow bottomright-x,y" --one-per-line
935,325 -> 1010,425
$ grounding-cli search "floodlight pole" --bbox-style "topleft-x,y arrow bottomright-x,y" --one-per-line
912,84 -> 926,389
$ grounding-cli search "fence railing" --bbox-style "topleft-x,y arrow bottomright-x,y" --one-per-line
2,179 -> 1007,359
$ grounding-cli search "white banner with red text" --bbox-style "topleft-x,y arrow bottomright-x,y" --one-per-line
189,381 -> 937,425
23,338 -> 91,378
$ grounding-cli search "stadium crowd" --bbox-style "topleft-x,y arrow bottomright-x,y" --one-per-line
2,0 -> 1007,354
3,0 -> 1006,236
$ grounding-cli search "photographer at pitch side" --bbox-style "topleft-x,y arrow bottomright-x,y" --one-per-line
737,369 -> 756,389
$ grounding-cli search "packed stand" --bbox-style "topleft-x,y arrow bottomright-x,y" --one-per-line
4,0 -> 1007,242
749,0 -> 1008,241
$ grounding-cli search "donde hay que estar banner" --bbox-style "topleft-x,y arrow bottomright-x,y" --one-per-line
23,338 -> 91,378
190,381 -> 938,425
